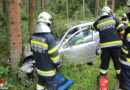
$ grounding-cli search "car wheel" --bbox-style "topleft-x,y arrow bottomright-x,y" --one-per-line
96,43 -> 101,55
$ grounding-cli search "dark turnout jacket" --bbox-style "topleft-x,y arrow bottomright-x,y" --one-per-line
30,33 -> 60,76
90,15 -> 125,48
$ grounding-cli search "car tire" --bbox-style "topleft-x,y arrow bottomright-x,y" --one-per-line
96,43 -> 101,55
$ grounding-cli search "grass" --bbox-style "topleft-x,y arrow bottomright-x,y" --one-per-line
60,55 -> 117,90
1,55 -> 117,90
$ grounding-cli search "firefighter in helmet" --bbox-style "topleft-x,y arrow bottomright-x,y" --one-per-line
121,13 -> 129,28
90,6 -> 125,80
30,12 -> 61,90
119,0 -> 130,89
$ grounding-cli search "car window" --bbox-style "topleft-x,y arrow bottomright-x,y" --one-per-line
65,31 -> 86,47
82,29 -> 93,42
64,27 -> 79,42
81,25 -> 90,30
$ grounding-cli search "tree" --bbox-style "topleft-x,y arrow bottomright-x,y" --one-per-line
29,0 -> 35,34
111,0 -> 115,12
66,0 -> 69,21
2,0 -> 8,26
95,0 -> 99,17
26,0 -> 29,14
8,0 -> 22,72
82,0 -> 85,18
41,0 -> 45,10
35,0 -> 38,10
105,0 -> 108,6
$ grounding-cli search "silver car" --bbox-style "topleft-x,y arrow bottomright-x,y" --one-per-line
57,21 -> 100,64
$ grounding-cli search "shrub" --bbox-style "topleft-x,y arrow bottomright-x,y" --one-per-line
21,10 -> 29,20
0,27 -> 9,61
115,6 -> 129,17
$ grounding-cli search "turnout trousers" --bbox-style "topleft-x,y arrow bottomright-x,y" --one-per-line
37,74 -> 57,90
100,47 -> 121,78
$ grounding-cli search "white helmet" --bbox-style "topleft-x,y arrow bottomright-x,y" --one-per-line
100,6 -> 112,17
37,12 -> 54,24
122,13 -> 127,17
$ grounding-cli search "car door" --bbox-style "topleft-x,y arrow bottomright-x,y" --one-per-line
82,29 -> 96,59
59,29 -> 96,64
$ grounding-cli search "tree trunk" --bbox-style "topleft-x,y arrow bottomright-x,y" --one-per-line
29,0 -> 35,34
26,0 -> 28,14
41,0 -> 45,10
2,0 -> 8,26
111,0 -> 115,12
83,0 -> 85,18
23,0 -> 26,13
66,0 -> 69,21
35,0 -> 37,10
8,0 -> 22,72
105,0 -> 108,6
0,0 -> 2,15
95,0 -> 99,18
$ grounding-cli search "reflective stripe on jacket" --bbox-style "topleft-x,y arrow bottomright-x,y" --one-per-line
48,45 -> 60,64
90,15 -> 124,48
30,32 -> 60,72
36,68 -> 56,76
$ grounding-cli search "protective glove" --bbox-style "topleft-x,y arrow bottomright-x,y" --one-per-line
56,64 -> 62,74
54,62 -> 62,74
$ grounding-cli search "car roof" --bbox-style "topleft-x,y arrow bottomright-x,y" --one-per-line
69,21 -> 94,30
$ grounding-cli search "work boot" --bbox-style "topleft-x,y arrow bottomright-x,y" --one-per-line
113,79 -> 119,90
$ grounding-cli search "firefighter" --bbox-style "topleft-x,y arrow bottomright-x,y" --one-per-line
119,0 -> 130,89
90,6 -> 125,79
30,12 -> 61,90
121,13 -> 129,28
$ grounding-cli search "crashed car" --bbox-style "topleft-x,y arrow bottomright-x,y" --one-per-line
18,45 -> 36,86
57,21 -> 101,64
18,21 -> 101,85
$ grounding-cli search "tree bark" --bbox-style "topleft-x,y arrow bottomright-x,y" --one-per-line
83,0 -> 85,18
41,0 -> 45,10
0,0 -> 2,15
105,0 -> 108,6
29,0 -> 35,34
26,0 -> 28,14
8,0 -> 22,72
95,0 -> 99,18
35,0 -> 37,10
111,0 -> 115,12
66,0 -> 69,21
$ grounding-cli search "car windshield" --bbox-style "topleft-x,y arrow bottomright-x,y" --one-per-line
56,31 -> 66,44
56,27 -> 79,44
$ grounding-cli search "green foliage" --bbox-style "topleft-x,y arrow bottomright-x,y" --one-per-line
21,21 -> 30,44
51,18 -> 69,38
0,13 -> 4,21
0,65 -> 9,77
21,10 -> 29,20
115,6 -> 129,16
116,9 -> 124,17
0,27 -> 9,61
